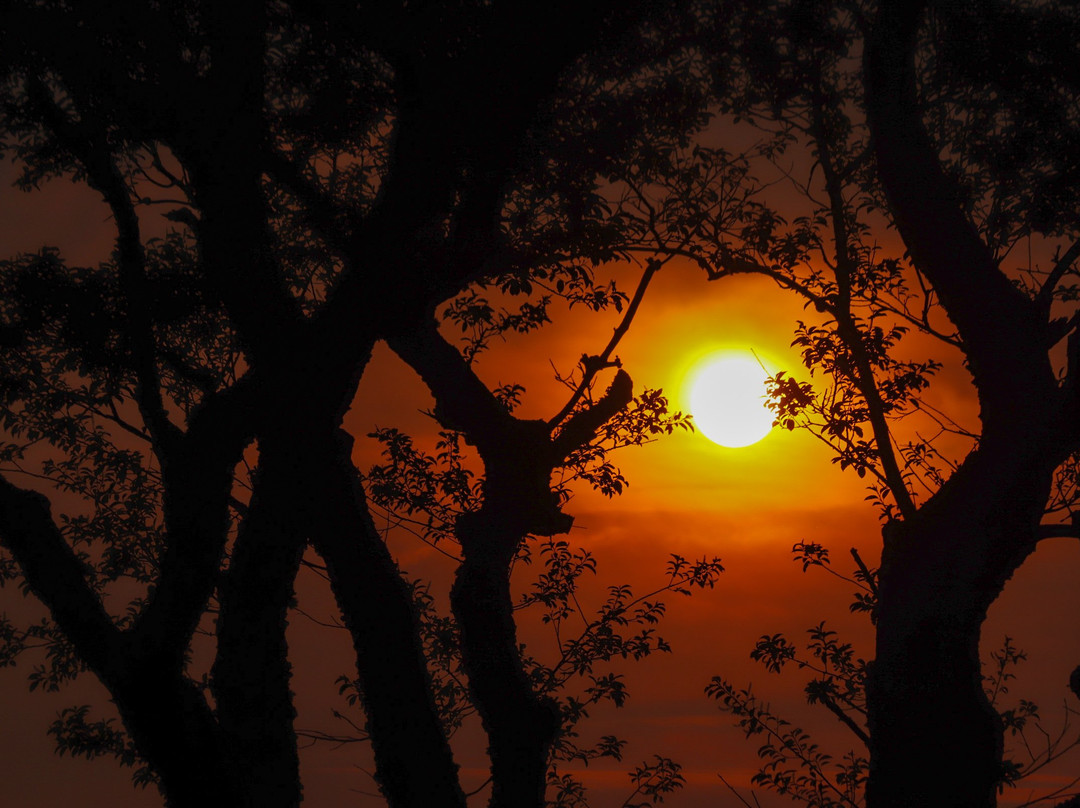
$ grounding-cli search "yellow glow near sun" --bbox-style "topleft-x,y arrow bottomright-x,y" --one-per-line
688,353 -> 775,448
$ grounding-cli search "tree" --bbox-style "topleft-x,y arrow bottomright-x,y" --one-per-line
9,3 -> 1070,806
710,546 -> 1080,808
674,1 -> 1080,806
863,1 -> 1080,804
0,2 -> 728,806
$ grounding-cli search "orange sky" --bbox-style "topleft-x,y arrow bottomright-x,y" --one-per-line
334,258 -> 1080,807
2,163 -> 1080,807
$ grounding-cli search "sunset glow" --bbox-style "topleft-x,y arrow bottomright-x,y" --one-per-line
4,3 -> 1080,807
687,354 -> 774,448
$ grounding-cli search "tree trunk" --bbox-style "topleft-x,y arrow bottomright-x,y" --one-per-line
387,323 -> 629,808
0,475 -> 247,806
211,434 -> 307,808
109,668 -> 247,807
867,442 -> 1051,807
450,529 -> 561,808
310,429 -> 468,808
863,1 -> 1074,804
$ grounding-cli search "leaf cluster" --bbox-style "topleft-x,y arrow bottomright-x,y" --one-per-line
48,705 -> 157,789
524,546 -> 721,801
713,548 -> 1080,807
365,428 -> 481,552
707,677 -> 866,808
558,388 -> 693,501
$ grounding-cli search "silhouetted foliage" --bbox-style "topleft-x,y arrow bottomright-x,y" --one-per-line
709,548 -> 1080,808
336,430 -> 722,803
0,1 -> 730,806
679,2 -> 1080,805
4,2 -> 1077,807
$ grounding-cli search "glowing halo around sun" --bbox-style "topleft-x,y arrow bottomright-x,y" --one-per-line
687,354 -> 775,448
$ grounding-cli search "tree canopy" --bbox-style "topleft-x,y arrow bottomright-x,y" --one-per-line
692,2 -> 1080,806
0,1 -> 731,806
1,2 -> 1079,808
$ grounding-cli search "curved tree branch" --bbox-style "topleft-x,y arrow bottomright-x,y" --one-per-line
864,0 -> 1057,441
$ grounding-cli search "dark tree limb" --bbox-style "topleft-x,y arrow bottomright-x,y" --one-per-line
391,305 -> 638,808
370,347 -> 544,808
172,2 -> 308,366
0,475 -> 122,674
549,257 -> 660,429
1039,524 -> 1080,541
129,378 -> 257,663
863,3 -> 1079,807
864,0 -> 1056,439
23,75 -> 183,459
449,546 -> 562,808
0,473 -> 243,806
21,16 -> 276,684
387,319 -> 526,454
816,690 -> 870,747
211,436 -> 307,808
1036,240 -> 1080,321
808,85 -> 917,521
552,370 -> 634,461
308,429 -> 467,808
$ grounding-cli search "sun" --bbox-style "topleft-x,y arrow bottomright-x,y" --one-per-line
687,353 -> 775,448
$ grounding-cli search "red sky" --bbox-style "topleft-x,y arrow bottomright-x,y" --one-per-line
2,159 -> 1080,807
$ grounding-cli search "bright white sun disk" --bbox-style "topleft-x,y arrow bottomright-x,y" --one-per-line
688,355 -> 774,448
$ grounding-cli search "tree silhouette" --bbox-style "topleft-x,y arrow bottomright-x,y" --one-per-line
864,2 -> 1080,804
710,546 -> 1080,808
0,2 -> 728,806
669,2 -> 1080,806
5,2 -> 1072,806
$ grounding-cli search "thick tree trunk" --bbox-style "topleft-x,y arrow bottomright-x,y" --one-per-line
863,1 -> 1074,805
867,444 -> 1051,808
451,530 -> 561,808
211,435 -> 308,808
447,426 -> 573,808
109,668 -> 247,807
0,475 -> 247,806
310,429 -> 468,808
388,323 -> 631,808
868,551 -> 999,807
385,326 -> 564,808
